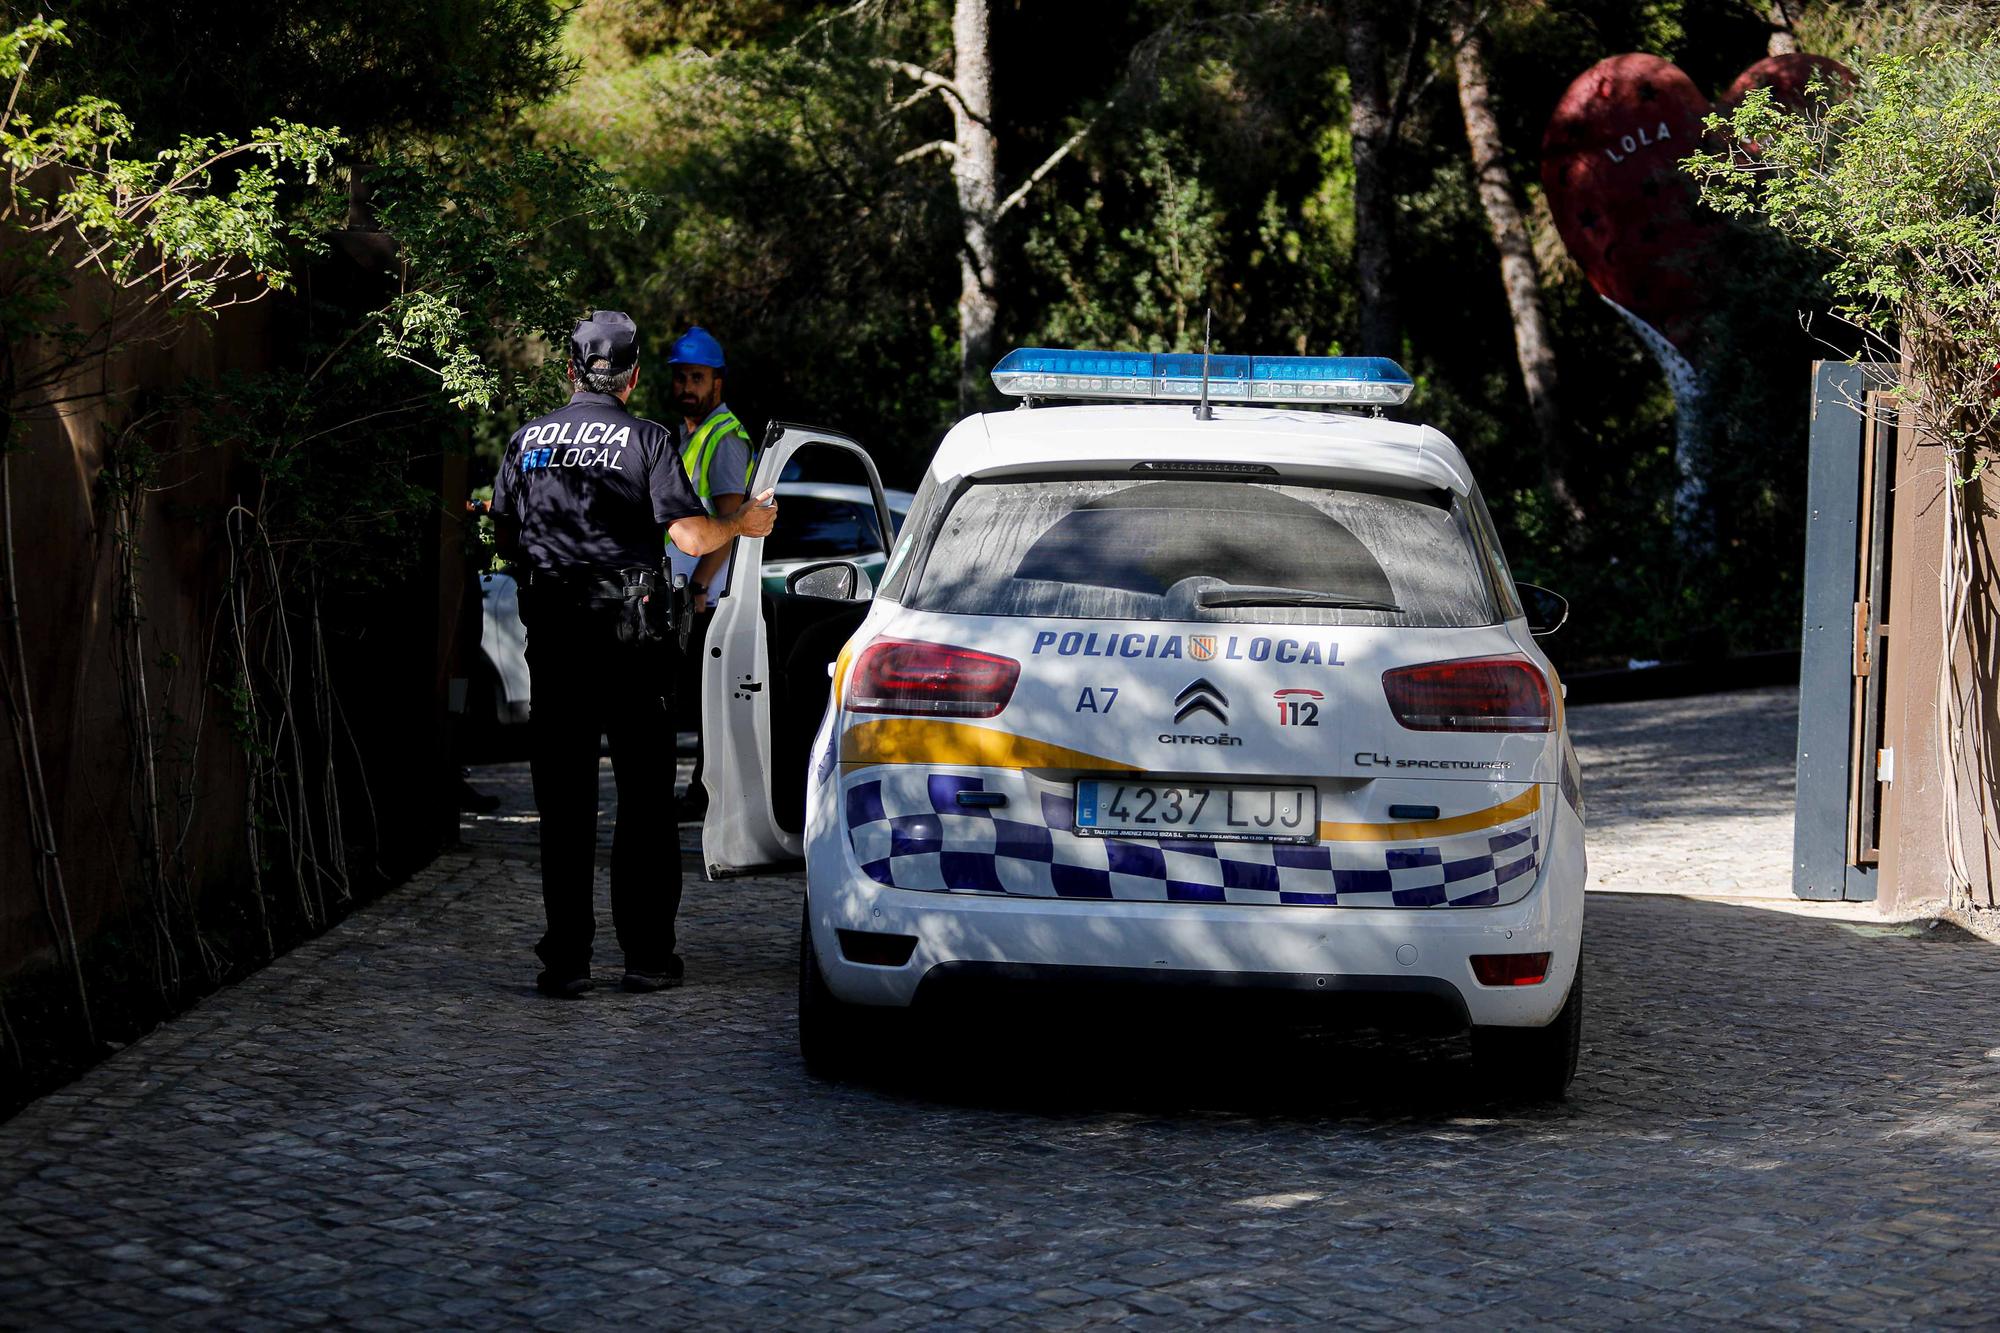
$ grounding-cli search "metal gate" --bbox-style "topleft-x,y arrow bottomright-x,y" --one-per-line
1793,361 -> 1896,900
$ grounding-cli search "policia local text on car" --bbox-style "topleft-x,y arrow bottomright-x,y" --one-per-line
489,310 -> 778,999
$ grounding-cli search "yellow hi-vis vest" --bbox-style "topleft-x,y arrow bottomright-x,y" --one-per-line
680,407 -> 754,507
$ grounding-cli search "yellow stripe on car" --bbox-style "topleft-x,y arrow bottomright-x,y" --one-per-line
1317,785 -> 1540,842
839,717 -> 1543,842
840,718 -> 1141,773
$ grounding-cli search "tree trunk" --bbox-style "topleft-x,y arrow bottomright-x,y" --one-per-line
1766,1 -> 1799,57
1344,2 -> 1397,357
950,0 -> 1001,414
1450,10 -> 1582,523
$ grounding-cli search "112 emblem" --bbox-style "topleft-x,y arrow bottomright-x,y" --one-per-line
1273,687 -> 1322,726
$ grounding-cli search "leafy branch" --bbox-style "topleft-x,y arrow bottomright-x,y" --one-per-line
0,15 -> 342,1043
1687,43 -> 2000,901
0,19 -> 343,404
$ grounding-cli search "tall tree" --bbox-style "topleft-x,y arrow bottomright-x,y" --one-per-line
947,0 -> 1000,411
1448,5 -> 1580,521
1766,1 -> 1800,56
1344,0 -> 1398,355
881,0 -> 1115,412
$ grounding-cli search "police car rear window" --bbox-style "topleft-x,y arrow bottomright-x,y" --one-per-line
906,478 -> 1500,627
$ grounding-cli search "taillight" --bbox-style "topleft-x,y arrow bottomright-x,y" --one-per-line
847,639 -> 1020,718
1382,656 -> 1552,732
1471,953 -> 1551,986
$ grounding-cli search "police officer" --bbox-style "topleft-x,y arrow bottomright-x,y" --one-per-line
490,310 -> 777,998
665,325 -> 754,818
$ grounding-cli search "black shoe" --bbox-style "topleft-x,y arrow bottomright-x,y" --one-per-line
622,955 -> 685,992
535,970 -> 593,999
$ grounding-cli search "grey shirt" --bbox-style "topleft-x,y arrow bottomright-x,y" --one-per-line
703,429 -> 752,508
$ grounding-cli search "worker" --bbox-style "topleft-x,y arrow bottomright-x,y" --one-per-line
489,310 -> 777,998
666,325 -> 755,819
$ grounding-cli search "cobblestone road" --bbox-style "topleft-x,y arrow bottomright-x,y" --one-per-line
6,691 -> 2000,1328
1570,686 -> 1799,897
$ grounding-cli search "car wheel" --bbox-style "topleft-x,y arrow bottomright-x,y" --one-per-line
1470,969 -> 1582,1102
798,900 -> 864,1080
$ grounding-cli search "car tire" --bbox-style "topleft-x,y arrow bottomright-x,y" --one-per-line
1470,969 -> 1582,1102
798,900 -> 865,1080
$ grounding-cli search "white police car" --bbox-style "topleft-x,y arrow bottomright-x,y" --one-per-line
700,350 -> 1587,1099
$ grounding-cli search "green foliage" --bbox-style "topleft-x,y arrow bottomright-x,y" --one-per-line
1794,0 -> 2000,63
512,0 -> 1852,667
1015,8 -> 1349,365
0,19 -> 343,396
356,143 -> 660,411
573,0 -> 798,58
35,0 -> 574,152
1690,31 -> 2000,894
1025,130 -> 1228,352
541,0 -> 963,460
0,15 -> 62,76
198,140 -> 657,593
1689,42 -> 2000,466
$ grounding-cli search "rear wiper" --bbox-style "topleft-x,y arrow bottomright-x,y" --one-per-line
1196,585 -> 1403,612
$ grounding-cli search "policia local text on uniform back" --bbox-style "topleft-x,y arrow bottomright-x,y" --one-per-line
489,310 -> 778,999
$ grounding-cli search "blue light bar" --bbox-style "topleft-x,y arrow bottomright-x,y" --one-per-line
990,347 -> 1415,407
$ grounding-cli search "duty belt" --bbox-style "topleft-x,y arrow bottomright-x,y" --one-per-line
519,566 -> 628,604
520,565 -> 687,647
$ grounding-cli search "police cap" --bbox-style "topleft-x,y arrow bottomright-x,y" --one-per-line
570,310 -> 641,377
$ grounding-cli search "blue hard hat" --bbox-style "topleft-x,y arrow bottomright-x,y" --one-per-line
669,325 -> 726,371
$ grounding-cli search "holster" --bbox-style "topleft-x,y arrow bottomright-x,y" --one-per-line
616,566 -> 676,646
668,573 -> 693,652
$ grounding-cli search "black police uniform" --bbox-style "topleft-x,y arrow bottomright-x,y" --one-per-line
490,313 -> 705,988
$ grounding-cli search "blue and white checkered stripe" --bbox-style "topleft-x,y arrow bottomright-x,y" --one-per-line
843,770 -> 1540,908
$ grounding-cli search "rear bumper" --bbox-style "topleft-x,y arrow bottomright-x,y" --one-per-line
912,961 -> 1472,1033
803,792 -> 1586,1028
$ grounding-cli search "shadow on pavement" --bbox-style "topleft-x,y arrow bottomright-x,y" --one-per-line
7,870 -> 2000,1327
809,893 -> 1999,1144
848,1026 -> 1572,1124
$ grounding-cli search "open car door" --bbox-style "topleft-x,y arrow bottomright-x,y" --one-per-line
701,423 -> 895,877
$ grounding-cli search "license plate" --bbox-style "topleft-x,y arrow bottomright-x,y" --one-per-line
1074,780 -> 1318,842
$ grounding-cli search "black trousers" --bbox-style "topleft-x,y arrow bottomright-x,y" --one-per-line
520,589 -> 681,976
677,607 -> 716,791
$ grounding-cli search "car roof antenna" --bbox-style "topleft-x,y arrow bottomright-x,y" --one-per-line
1196,307 -> 1215,422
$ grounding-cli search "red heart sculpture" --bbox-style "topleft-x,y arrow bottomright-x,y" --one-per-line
1718,53 -> 1856,116
1716,53 -> 1856,156
1541,54 -> 1718,352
